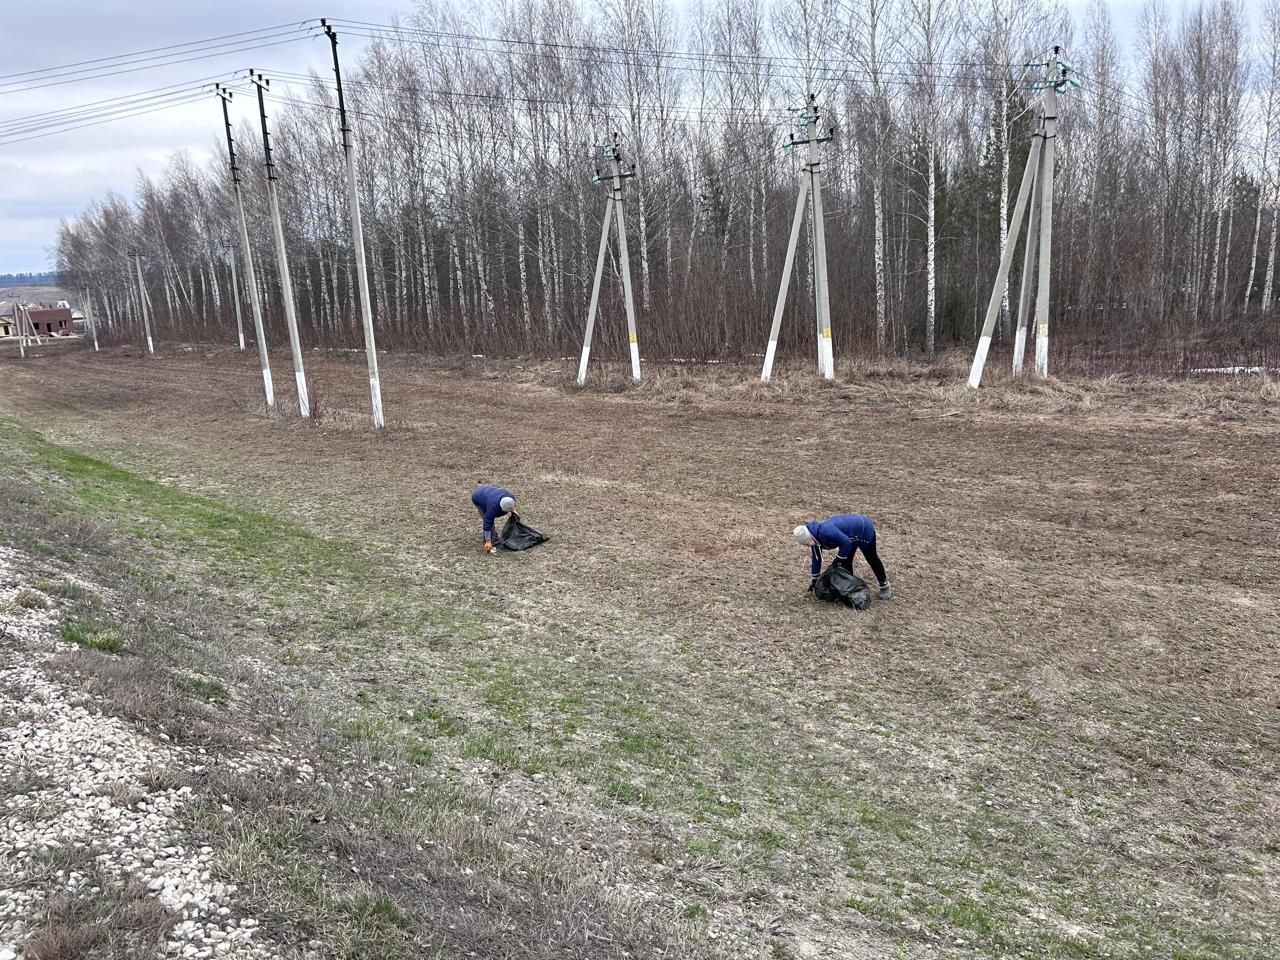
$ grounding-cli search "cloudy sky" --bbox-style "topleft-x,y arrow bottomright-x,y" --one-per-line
0,0 -> 1202,273
0,1 -> 401,273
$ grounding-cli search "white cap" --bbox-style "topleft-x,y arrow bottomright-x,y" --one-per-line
793,525 -> 812,546
500,496 -> 516,513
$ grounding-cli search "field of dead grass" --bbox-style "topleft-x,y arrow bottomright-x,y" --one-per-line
1,340 -> 1277,959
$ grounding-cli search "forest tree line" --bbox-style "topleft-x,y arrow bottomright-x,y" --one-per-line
55,0 -> 1280,370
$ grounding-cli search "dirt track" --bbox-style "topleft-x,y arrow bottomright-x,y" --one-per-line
2,341 -> 1278,958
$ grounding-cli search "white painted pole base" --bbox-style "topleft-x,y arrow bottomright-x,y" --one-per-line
1012,326 -> 1027,375
1035,327 -> 1049,378
146,335 -> 154,355
261,367 -> 275,410
628,336 -> 641,382
370,376 -> 385,429
295,369 -> 311,419
820,333 -> 835,381
761,340 -> 779,383
968,335 -> 993,390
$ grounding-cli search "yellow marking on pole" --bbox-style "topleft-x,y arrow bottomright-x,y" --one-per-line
822,327 -> 831,339
628,332 -> 637,343
1038,323 -> 1048,336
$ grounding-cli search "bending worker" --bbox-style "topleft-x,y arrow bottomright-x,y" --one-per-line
793,513 -> 893,600
472,484 -> 517,552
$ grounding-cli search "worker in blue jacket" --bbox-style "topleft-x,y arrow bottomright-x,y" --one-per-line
793,514 -> 893,600
472,484 -> 518,552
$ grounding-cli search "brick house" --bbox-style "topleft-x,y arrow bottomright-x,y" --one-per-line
25,306 -> 73,336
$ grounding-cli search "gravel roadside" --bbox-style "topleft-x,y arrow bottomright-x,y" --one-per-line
0,545 -> 281,960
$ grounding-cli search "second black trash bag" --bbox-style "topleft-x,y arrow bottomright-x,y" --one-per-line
496,514 -> 550,551
812,563 -> 871,610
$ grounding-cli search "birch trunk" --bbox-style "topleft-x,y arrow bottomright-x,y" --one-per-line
873,170 -> 888,350
637,181 -> 653,310
1208,200 -> 1225,318
1264,207 -> 1278,311
317,254 -> 330,338
450,230 -> 467,343
1220,191 -> 1235,314
415,206 -> 434,332
536,205 -> 553,345
998,95 -> 1011,335
926,141 -> 937,358
518,219 -> 532,337
1246,194 -> 1266,307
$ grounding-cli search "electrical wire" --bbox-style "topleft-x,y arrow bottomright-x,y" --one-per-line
0,81 -> 240,139
0,73 -> 235,132
0,22 -> 308,83
325,17 -> 1025,74
330,24 -> 1026,91
0,31 -> 314,96
263,67 -> 793,127
0,91 -> 212,147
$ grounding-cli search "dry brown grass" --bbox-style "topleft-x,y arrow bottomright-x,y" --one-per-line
22,873 -> 178,960
433,350 -> 1280,425
2,347 -> 1278,959
0,451 -> 708,960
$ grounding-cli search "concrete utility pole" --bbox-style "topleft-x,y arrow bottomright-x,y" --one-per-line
217,84 -> 274,409
81,289 -> 99,351
132,252 -> 155,354
1012,136 -> 1043,376
762,95 -> 835,383
323,21 -> 385,428
577,134 -> 641,386
967,50 -> 1078,389
227,246 -> 245,352
14,304 -> 26,358
1034,84 -> 1058,379
251,71 -> 309,418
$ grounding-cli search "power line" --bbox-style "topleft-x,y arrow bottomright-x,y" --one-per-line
261,68 -> 793,127
325,17 -> 1024,74
0,33 -> 313,96
333,24 -> 1023,92
0,82 -> 235,139
0,73 -> 235,132
0,90 -> 212,147
0,22 -> 308,83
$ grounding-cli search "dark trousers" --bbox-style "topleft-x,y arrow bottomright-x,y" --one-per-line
835,541 -> 887,585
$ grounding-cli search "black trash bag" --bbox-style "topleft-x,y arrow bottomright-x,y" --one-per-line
496,514 -> 549,551
812,563 -> 871,610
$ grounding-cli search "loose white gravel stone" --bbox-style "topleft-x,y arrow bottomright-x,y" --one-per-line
0,547 -> 281,959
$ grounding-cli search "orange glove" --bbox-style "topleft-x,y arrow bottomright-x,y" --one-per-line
483,541 -> 493,553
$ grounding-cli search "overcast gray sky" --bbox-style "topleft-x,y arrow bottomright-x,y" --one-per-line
0,1 -> 401,273
0,0 -> 1204,273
